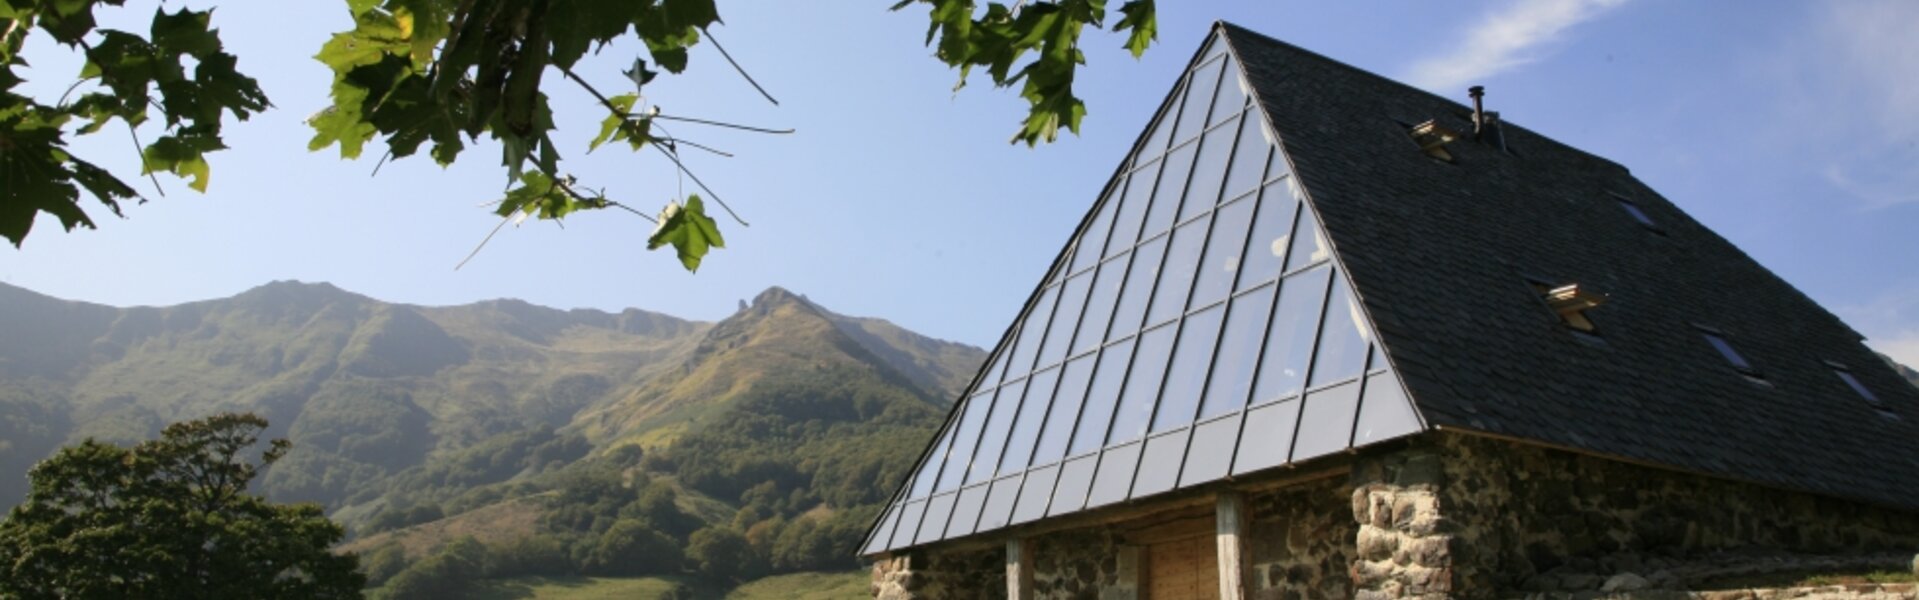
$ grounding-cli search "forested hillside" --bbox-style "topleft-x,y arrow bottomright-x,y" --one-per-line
0,282 -> 983,596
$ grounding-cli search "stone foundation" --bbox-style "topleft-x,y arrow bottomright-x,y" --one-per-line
1246,474 -> 1360,599
869,545 -> 1003,600
1031,527 -> 1132,599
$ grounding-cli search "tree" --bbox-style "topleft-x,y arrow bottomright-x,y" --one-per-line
686,525 -> 759,582
581,519 -> 682,576
0,412 -> 363,599
3,0 -> 1158,270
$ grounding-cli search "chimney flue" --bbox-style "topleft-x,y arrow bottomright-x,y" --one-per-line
1469,85 -> 1486,139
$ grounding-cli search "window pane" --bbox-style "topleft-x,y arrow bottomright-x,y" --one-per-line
945,485 -> 989,539
1355,372 -> 1421,445
1190,197 -> 1256,310
1072,338 -> 1137,454
890,500 -> 926,548
1153,305 -> 1227,433
1107,161 -> 1160,257
1308,278 -> 1372,388
1704,333 -> 1753,371
967,387 -> 1019,484
864,504 -> 901,555
936,393 -> 995,492
1138,90 -> 1183,162
1222,114 -> 1272,201
1180,415 -> 1241,488
1369,343 -> 1387,371
1086,442 -> 1141,507
1069,183 -> 1122,275
1106,325 -> 1174,446
1837,370 -> 1880,403
1147,219 -> 1211,326
1010,466 -> 1058,524
1178,119 -> 1240,222
1074,255 -> 1129,355
1208,56 -> 1246,127
910,424 -> 957,498
1006,285 -> 1060,378
1132,429 -> 1190,499
1048,456 -> 1098,516
1285,207 -> 1330,272
1109,236 -> 1166,338
1238,185 -> 1298,290
1253,267 -> 1331,404
1232,400 -> 1300,476
1038,273 -> 1092,369
979,346 -> 1010,388
977,475 -> 1022,532
998,366 -> 1060,472
1143,143 -> 1198,238
1292,382 -> 1361,461
1200,285 -> 1278,419
1033,355 -> 1096,465
1173,58 -> 1224,143
916,493 -> 956,544
1265,133 -> 1293,181
1619,199 -> 1656,227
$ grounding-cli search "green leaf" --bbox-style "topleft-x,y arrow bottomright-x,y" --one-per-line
588,93 -> 643,152
647,195 -> 724,272
1114,0 -> 1155,58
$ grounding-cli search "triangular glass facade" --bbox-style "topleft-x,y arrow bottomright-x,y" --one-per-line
863,30 -> 1423,556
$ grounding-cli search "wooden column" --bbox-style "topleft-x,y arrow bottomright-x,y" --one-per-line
1006,537 -> 1034,600
1216,492 -> 1248,600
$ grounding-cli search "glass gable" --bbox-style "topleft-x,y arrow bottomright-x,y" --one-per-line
871,31 -> 1423,554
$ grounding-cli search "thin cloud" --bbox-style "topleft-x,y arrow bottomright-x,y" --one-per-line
1404,0 -> 1628,92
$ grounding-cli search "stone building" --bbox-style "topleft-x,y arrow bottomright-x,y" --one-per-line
862,22 -> 1919,599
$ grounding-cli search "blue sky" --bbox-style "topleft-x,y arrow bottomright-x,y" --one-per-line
4,1 -> 1918,366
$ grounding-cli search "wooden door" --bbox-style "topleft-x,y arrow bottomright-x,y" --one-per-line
1145,535 -> 1219,600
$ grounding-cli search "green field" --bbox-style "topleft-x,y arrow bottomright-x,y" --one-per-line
470,571 -> 867,599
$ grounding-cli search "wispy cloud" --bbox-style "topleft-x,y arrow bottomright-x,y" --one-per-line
1807,0 -> 1919,209
1404,0 -> 1628,92
1838,285 -> 1919,368
1822,0 -> 1919,140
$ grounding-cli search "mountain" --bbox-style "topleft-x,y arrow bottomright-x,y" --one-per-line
0,281 -> 983,531
1884,353 -> 1919,388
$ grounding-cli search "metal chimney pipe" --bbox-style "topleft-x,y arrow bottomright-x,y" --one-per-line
1469,86 -> 1486,140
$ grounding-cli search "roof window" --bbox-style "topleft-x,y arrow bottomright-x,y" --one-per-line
1825,361 -> 1885,406
1531,281 -> 1604,333
1695,325 -> 1764,382
1407,120 -> 1460,162
1610,192 -> 1661,231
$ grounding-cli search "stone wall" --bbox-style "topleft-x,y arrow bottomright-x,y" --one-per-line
1031,526 -> 1134,600
1245,474 -> 1360,599
869,545 -> 1004,600
1351,432 -> 1919,598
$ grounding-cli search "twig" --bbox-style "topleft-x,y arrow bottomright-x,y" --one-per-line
702,27 -> 779,106
554,176 -> 657,223
562,66 -> 748,226
651,113 -> 793,135
456,214 -> 514,270
127,124 -> 164,197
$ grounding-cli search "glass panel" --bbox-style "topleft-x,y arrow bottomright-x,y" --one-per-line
945,485 -> 989,539
1005,284 -> 1060,377
1152,305 -> 1226,433
1619,199 -> 1656,227
1239,184 -> 1299,290
890,500 -> 926,548
1253,267 -> 1331,404
864,504 -> 901,555
1048,456 -> 1098,516
978,475 -> 1022,532
1178,119 -> 1239,222
1704,333 -> 1753,371
1292,382 -> 1361,461
1072,339 -> 1137,454
1369,343 -> 1387,372
1223,114 -> 1273,200
1355,372 -> 1421,445
1308,278 -> 1371,388
1086,442 -> 1142,507
1138,88 -> 1183,162
917,493 -> 957,544
1070,183 -> 1122,275
1108,236 -> 1166,337
967,387 -> 1018,484
1233,400 -> 1300,476
1190,197 -> 1255,310
1266,134 -> 1293,181
980,345 -> 1011,387
936,393 -> 995,492
1033,355 -> 1097,465
1837,370 -> 1880,403
1180,415 -> 1241,488
1146,219 -> 1210,326
1285,207 -> 1330,272
1038,273 -> 1092,369
1074,255 -> 1129,355
1107,160 -> 1160,257
1200,285 -> 1278,419
1143,143 -> 1197,238
1011,466 -> 1059,524
999,366 -> 1060,472
910,424 -> 958,498
1208,55 -> 1246,127
1173,58 -> 1224,143
1103,327 -> 1170,447
1131,429 -> 1189,499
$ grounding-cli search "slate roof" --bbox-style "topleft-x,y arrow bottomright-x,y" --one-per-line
1219,22 -> 1919,510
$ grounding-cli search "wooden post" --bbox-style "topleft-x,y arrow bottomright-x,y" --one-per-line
1006,537 -> 1034,600
1216,492 -> 1248,600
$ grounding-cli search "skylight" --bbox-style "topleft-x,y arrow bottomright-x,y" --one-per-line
1611,193 -> 1659,230
1407,120 -> 1459,162
1827,362 -> 1883,405
1533,282 -> 1604,333
1696,327 -> 1760,379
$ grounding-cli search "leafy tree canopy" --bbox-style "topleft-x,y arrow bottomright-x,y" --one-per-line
2,0 -> 1157,271
0,412 -> 363,600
